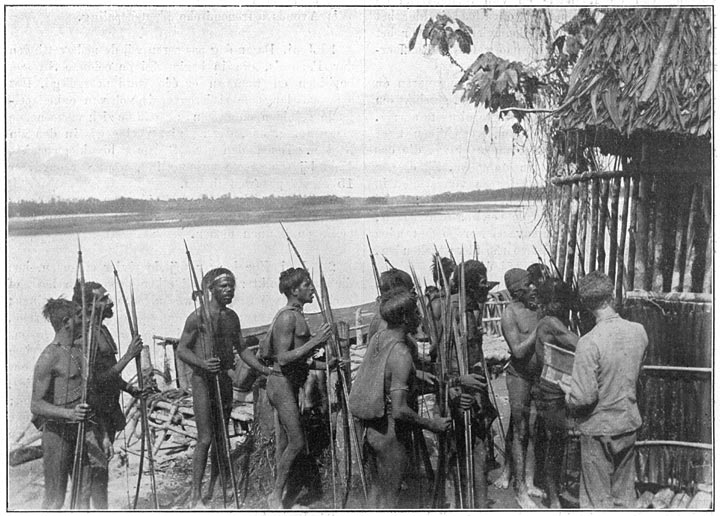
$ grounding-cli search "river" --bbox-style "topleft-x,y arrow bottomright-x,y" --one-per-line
7,203 -> 545,437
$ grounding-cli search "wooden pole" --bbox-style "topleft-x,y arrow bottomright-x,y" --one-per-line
577,180 -> 588,278
671,181 -> 692,291
645,174 -> 658,290
683,184 -> 700,291
608,176 -> 621,282
556,184 -> 570,278
636,141 -> 651,289
627,175 -> 641,290
652,171 -> 669,292
565,183 -> 580,284
588,178 -> 599,273
597,179 -> 609,273
616,176 -> 631,301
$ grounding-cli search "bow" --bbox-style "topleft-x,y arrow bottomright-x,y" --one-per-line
111,263 -> 159,509
280,223 -> 368,504
183,240 -> 240,509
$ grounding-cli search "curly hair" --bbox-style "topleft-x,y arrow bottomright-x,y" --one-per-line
42,297 -> 79,331
578,271 -> 614,310
379,268 -> 413,294
279,267 -> 311,296
380,288 -> 418,328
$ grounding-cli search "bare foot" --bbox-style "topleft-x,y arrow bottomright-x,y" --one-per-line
493,468 -> 510,489
526,484 -> 545,498
515,491 -> 539,509
187,497 -> 209,510
267,492 -> 284,510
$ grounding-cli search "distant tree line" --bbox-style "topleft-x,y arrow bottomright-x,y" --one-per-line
8,187 -> 538,217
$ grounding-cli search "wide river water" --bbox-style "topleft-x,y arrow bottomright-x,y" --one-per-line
7,203 -> 545,437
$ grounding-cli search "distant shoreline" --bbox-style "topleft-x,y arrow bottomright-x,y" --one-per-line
8,201 -> 525,237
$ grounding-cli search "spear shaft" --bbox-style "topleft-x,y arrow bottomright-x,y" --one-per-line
183,241 -> 240,509
111,264 -> 159,509
366,235 -> 381,296
279,223 -> 368,502
70,240 -> 89,510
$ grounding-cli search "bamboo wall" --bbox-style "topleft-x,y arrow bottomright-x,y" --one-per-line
623,292 -> 712,487
546,142 -> 712,489
547,158 -> 712,296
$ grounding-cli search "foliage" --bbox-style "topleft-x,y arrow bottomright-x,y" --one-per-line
410,9 -> 599,136
7,187 -> 538,218
557,8 -> 712,139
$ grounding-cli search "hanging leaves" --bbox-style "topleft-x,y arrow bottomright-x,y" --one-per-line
408,24 -> 421,51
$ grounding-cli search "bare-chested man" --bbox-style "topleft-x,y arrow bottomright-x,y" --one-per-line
31,298 -> 93,509
532,278 -> 578,508
350,288 -> 451,508
265,267 -> 333,509
177,267 -> 270,508
499,268 -> 540,508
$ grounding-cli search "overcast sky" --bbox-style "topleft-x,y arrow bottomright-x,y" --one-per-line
6,6 -> 574,201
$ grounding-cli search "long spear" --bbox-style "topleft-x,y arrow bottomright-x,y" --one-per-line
280,223 -> 368,502
70,239 -> 90,510
183,241 -> 240,509
366,236 -> 381,295
457,251 -> 475,505
433,252 -> 464,507
111,263 -> 159,509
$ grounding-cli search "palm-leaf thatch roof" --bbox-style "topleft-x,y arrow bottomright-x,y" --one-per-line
555,8 -> 711,158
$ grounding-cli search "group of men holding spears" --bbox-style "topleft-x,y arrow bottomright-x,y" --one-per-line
30,229 -> 647,510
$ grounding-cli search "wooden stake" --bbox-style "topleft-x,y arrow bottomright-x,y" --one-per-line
616,176 -> 631,301
588,178 -> 599,273
608,176 -> 621,282
652,173 -> 669,292
683,184 -> 700,291
577,180 -> 588,278
556,184 -> 570,278
671,182 -> 692,291
645,174 -> 658,290
627,176 -> 641,291
565,183 -> 580,284
597,179 -> 609,273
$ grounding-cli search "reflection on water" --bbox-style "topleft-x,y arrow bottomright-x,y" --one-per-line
7,206 -> 544,436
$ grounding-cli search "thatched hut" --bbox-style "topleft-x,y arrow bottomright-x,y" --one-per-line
547,7 -> 712,493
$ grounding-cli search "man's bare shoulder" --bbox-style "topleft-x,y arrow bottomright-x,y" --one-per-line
387,341 -> 413,367
274,309 -> 298,329
35,343 -> 63,368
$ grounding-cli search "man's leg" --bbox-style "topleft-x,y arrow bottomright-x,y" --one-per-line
89,466 -> 109,509
609,431 -> 637,507
579,434 -> 613,508
493,417 -> 513,488
506,373 -> 536,508
189,375 -> 213,508
541,401 -> 566,508
267,376 -> 305,509
42,427 -> 72,509
472,434 -> 488,508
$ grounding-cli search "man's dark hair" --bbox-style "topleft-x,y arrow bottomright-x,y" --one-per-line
279,267 -> 311,296
537,278 -> 574,320
450,259 -> 489,300
380,288 -> 417,328
72,280 -> 103,308
379,268 -> 413,294
42,297 -> 79,331
578,271 -> 614,310
527,263 -> 551,287
202,267 -> 235,290
432,256 -> 455,287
